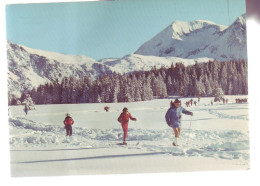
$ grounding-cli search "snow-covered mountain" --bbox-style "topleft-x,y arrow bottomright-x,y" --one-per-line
135,15 -> 247,61
7,14 -> 247,98
100,54 -> 212,74
8,42 -> 212,98
7,41 -> 113,98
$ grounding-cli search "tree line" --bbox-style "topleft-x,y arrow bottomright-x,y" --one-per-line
10,59 -> 248,105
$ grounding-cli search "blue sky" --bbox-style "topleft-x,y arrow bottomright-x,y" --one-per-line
6,0 -> 246,60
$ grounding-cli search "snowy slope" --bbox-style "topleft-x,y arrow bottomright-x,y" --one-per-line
7,41 -> 113,97
102,54 -> 213,74
135,15 -> 247,61
8,96 -> 249,176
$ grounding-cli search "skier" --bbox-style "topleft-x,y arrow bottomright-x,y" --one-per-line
63,113 -> 74,136
117,107 -> 137,145
165,99 -> 193,146
186,101 -> 191,107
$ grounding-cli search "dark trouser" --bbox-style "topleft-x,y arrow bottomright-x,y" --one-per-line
65,125 -> 72,136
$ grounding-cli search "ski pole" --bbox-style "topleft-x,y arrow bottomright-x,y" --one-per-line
135,120 -> 139,145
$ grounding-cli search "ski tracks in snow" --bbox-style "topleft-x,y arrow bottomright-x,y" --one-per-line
197,103 -> 249,121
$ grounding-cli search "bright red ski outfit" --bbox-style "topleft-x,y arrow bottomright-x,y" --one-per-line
117,111 -> 136,142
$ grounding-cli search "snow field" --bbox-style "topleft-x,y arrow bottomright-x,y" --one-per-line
8,95 -> 249,176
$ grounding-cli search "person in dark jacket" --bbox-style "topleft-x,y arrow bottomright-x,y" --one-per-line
117,107 -> 137,145
24,104 -> 28,115
165,99 -> 193,146
64,113 -> 74,136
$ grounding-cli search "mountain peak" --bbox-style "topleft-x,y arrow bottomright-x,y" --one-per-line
170,19 -> 227,38
234,14 -> 246,26
135,14 -> 246,60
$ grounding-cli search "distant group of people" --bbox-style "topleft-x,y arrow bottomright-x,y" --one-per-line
210,97 -> 247,106
235,98 -> 247,104
63,98 -> 193,146
222,98 -> 229,104
211,98 -> 231,105
185,98 -> 200,107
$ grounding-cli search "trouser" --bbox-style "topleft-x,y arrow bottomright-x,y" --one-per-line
65,125 -> 72,136
121,123 -> 129,141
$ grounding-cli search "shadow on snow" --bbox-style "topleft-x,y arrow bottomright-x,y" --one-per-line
11,151 -> 168,164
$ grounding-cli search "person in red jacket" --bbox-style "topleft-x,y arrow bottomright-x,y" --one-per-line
117,107 -> 137,145
64,113 -> 74,136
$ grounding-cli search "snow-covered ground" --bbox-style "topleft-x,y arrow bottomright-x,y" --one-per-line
8,95 -> 249,177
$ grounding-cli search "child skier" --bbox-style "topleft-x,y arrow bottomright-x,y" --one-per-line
64,113 -> 74,136
117,107 -> 137,145
165,99 -> 193,146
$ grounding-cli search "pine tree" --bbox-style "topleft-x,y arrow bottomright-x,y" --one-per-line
52,79 -> 62,104
213,87 -> 224,102
219,63 -> 228,94
22,94 -> 35,110
204,75 -> 213,96
120,82 -> 131,102
166,75 -> 174,96
80,76 -> 91,103
68,77 -> 79,103
45,83 -> 53,104
141,76 -> 153,101
111,77 -> 119,103
132,75 -> 142,102
61,77 -> 70,104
